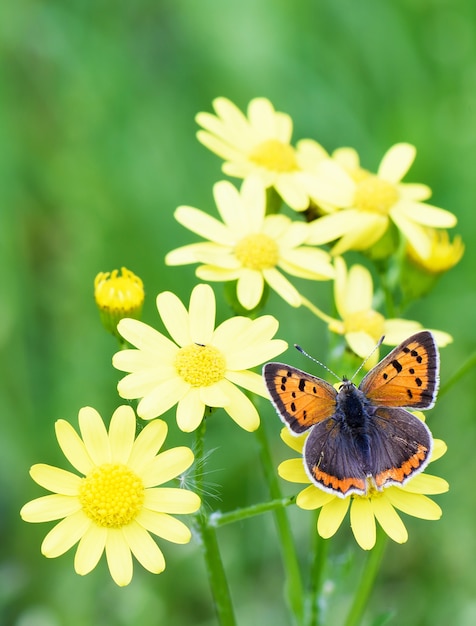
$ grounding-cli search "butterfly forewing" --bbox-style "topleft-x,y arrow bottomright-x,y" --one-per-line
263,363 -> 337,434
359,331 -> 439,409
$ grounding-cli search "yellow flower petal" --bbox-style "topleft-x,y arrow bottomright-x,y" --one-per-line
74,524 -> 107,575
371,496 -> 408,544
109,406 -> 136,464
142,447 -> 195,488
237,268 -> 265,309
55,419 -> 93,476
378,143 -> 416,183
156,290 -> 192,348
128,419 -> 168,474
318,497 -> 350,539
29,464 -> 81,495
143,488 -> 201,514
188,284 -> 216,345
385,488 -> 442,520
263,267 -> 302,307
350,498 -> 376,550
122,522 -> 166,574
278,458 -> 309,483
430,439 -> 447,462
219,379 -> 261,431
176,388 -> 206,433
137,510 -> 192,544
79,407 -> 111,465
280,427 -> 306,453
20,494 -> 81,523
297,485 -> 335,510
41,511 -> 91,558
136,377 -> 190,420
401,474 -> 449,495
105,528 -> 133,587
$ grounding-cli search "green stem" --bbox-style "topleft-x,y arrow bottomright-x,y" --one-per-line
209,496 -> 295,528
307,516 -> 328,626
439,349 -> 476,398
195,420 -> 237,626
343,528 -> 388,626
376,263 -> 396,318
255,420 -> 305,625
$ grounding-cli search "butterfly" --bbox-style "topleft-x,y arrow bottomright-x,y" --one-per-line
263,331 -> 439,498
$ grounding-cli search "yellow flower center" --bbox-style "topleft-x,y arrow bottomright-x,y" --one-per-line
234,233 -> 279,270
79,464 -> 145,528
175,344 -> 226,387
344,310 -> 385,341
354,176 -> 399,215
94,267 -> 144,315
248,139 -> 298,172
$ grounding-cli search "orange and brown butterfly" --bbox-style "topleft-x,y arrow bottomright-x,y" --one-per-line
263,331 -> 439,498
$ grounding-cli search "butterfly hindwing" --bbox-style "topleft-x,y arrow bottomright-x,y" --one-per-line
367,407 -> 433,489
263,363 -> 337,434
303,418 -> 368,496
359,330 -> 439,409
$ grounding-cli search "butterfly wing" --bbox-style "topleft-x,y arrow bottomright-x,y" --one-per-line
366,407 -> 433,489
359,331 -> 439,409
304,419 -> 368,496
263,363 -> 337,434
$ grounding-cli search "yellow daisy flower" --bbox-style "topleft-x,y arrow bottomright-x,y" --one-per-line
278,426 -> 448,550
113,283 -> 288,432
196,97 -> 330,211
303,257 -> 452,368
306,143 -> 457,258
406,227 -> 464,274
94,267 -> 144,337
20,406 -> 200,586
165,177 -> 335,310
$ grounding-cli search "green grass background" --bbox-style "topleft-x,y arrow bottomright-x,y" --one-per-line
2,0 -> 476,624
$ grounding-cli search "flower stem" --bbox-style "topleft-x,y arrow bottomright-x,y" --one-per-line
343,528 -> 387,626
306,517 -> 328,626
195,420 -> 236,626
255,419 -> 305,625
209,496 -> 295,528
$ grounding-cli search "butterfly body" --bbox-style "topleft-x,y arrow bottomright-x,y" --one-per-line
263,331 -> 438,498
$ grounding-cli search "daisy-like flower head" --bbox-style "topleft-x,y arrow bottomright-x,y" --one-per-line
406,227 -> 464,274
113,283 -> 288,432
165,177 -> 335,311
278,425 -> 449,550
322,257 -> 452,368
196,97 -> 331,211
306,143 -> 457,259
20,406 -> 200,586
94,267 -> 144,336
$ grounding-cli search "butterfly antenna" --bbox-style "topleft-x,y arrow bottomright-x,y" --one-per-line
350,335 -> 385,382
294,344 -> 340,381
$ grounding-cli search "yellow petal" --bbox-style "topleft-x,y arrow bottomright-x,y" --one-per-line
350,498 -> 376,550
122,522 -> 166,574
317,496 -> 350,539
297,485 -> 335,510
371,496 -> 408,544
278,459 -> 309,483
29,464 -> 81,495
280,427 -> 306,453
385,488 -> 442,520
105,528 -> 133,586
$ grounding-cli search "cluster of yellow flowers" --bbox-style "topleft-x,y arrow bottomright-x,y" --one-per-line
21,97 -> 461,584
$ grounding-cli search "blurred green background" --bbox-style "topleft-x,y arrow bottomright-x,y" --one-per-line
2,0 -> 476,624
